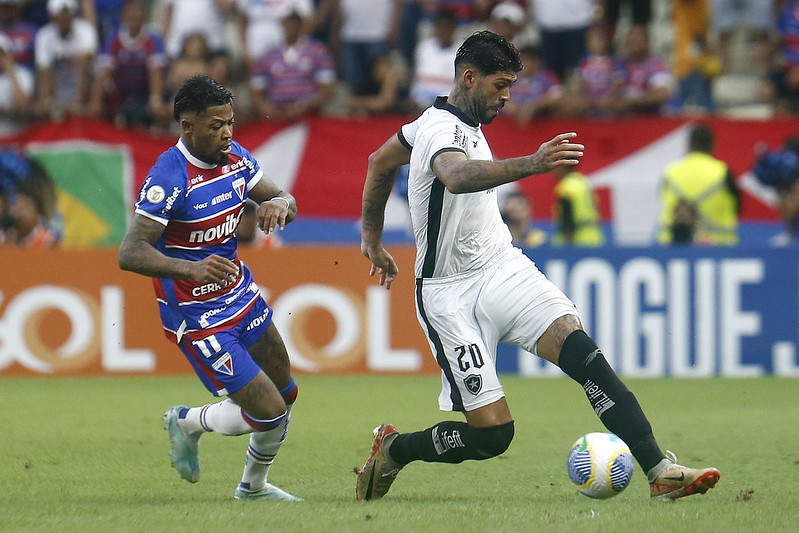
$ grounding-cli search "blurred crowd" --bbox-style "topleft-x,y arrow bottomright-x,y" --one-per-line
1,0 -> 799,135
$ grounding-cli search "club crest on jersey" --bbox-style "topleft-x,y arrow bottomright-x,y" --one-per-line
212,352 -> 234,376
463,374 -> 482,395
232,177 -> 246,201
146,185 -> 165,204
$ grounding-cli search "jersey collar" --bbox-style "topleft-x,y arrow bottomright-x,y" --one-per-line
433,96 -> 480,128
176,138 -> 218,169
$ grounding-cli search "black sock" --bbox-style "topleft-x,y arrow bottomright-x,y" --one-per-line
388,421 -> 514,465
558,330 -> 665,473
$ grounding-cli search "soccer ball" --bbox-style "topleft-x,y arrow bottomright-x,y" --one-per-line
567,432 -> 635,499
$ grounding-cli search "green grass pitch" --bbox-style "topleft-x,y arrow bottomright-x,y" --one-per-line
2,375 -> 797,532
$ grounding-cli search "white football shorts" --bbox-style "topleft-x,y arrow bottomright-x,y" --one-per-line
415,247 -> 579,412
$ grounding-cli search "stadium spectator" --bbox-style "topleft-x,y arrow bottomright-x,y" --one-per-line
91,0 -> 124,43
552,163 -> 605,245
88,0 -> 170,128
760,0 -> 799,116
752,135 -> 799,245
407,8 -> 459,113
166,32 -> 213,98
531,0 -> 594,80
21,0 -> 93,28
358,30 -> 719,503
346,52 -> 406,115
248,9 -> 335,122
118,74 -> 302,502
658,124 -> 740,245
562,23 -> 624,118
0,0 -> 36,72
500,190 -> 547,247
0,31 -> 34,134
710,0 -> 776,73
333,0 -> 403,93
33,0 -> 98,120
160,0 -> 233,60
600,0 -> 650,50
0,149 -> 60,248
503,45 -> 563,125
617,25 -> 673,116
234,0 -> 314,69
488,1 -> 528,50
668,0 -> 720,114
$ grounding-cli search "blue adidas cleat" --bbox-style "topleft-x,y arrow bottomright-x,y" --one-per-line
234,483 -> 303,501
163,406 -> 200,483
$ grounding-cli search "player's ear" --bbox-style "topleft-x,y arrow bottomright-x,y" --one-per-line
180,116 -> 193,136
461,68 -> 478,88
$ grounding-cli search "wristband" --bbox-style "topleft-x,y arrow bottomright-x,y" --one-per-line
270,196 -> 290,210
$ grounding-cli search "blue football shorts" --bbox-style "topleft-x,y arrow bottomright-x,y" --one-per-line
178,297 -> 273,396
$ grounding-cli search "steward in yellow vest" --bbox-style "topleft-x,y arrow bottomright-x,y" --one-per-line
659,125 -> 740,245
552,166 -> 605,246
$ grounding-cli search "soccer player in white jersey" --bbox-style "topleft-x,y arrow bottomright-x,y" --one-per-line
356,31 -> 720,502
119,75 -> 301,501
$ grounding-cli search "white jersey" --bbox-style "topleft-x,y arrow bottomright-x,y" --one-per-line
400,96 -> 514,279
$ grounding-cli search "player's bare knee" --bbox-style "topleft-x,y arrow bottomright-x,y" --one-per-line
471,421 -> 515,458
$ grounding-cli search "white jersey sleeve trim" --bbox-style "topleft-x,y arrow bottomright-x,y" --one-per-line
135,208 -> 169,226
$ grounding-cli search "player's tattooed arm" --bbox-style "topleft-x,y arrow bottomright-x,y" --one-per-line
361,134 -> 409,290
435,132 -> 584,193
361,135 -> 411,245
118,214 -> 239,285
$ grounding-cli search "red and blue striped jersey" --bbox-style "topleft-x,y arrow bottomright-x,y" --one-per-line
134,139 -> 264,343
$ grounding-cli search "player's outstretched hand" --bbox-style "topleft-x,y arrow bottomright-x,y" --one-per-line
257,197 -> 289,234
532,132 -> 584,173
361,242 -> 398,290
190,254 -> 240,286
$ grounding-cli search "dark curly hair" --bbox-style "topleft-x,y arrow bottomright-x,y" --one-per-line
173,75 -> 234,121
455,30 -> 523,76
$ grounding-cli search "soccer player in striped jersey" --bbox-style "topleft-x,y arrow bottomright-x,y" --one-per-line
119,75 -> 301,501
356,31 -> 720,502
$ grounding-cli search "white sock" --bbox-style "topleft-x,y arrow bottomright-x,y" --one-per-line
179,399 -> 252,436
239,404 -> 293,492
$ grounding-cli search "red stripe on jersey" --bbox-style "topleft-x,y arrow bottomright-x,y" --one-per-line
164,205 -> 244,248
172,261 -> 243,303
153,277 -> 167,301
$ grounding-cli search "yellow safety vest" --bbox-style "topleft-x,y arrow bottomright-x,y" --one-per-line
659,152 -> 738,245
553,172 -> 605,246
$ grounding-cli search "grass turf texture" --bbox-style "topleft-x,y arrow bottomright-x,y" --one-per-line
2,375 -> 797,532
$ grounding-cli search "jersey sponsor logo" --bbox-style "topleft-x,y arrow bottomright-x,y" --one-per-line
229,156 -> 255,174
583,378 -> 616,417
199,305 -> 226,328
161,186 -> 182,214
193,202 -> 208,210
453,124 -> 467,150
190,174 -> 205,185
192,282 -> 223,297
212,352 -> 234,376
211,191 -> 233,205
432,426 -> 465,455
463,374 -> 482,395
245,306 -> 271,331
188,212 -> 241,244
146,185 -> 165,203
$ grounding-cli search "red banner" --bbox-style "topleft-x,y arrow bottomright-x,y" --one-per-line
3,115 -> 794,226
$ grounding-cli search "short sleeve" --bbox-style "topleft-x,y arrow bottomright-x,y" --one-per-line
134,158 -> 185,225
